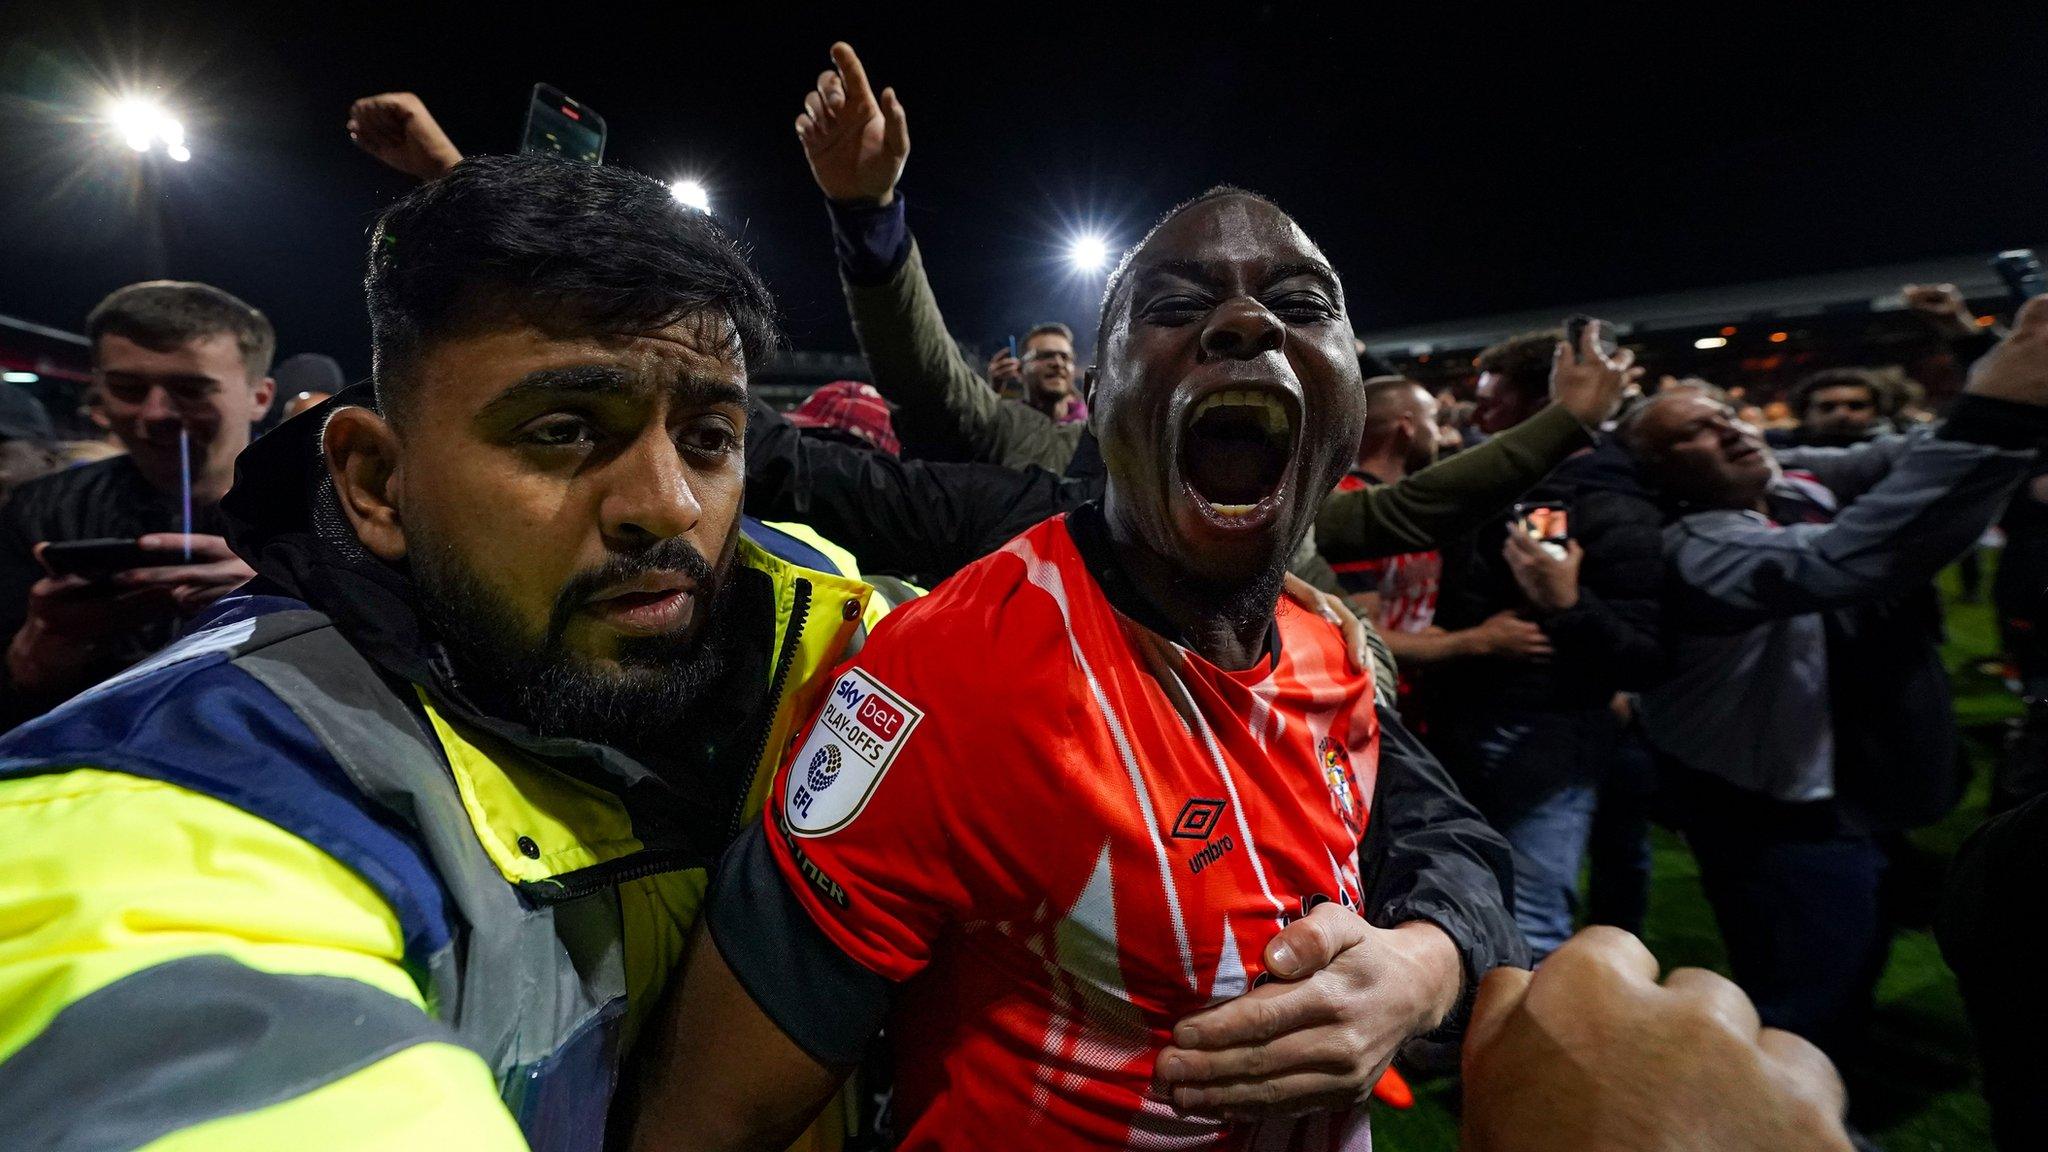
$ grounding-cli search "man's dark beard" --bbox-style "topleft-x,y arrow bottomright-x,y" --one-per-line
409,534 -> 743,765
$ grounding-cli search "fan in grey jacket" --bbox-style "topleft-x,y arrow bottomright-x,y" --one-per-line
1619,304 -> 2048,1067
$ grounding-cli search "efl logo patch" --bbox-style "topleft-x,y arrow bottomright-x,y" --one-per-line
786,668 -> 925,837
1171,797 -> 1228,841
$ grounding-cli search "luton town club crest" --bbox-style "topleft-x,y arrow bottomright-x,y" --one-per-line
1318,737 -> 1361,835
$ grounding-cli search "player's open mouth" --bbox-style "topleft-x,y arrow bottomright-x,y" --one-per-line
1177,384 -> 1299,528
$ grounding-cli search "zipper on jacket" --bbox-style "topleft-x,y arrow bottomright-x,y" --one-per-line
524,846 -> 701,905
726,578 -> 812,840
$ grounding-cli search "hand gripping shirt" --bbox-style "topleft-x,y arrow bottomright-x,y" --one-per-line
747,511 -> 1379,1150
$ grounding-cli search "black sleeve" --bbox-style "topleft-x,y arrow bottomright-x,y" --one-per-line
1359,703 -> 1526,1070
0,489 -> 42,651
744,398 -> 1066,584
1536,488 -> 1666,689
706,820 -> 892,1069
0,488 -> 52,727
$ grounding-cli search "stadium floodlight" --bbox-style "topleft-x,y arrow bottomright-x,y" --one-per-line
108,97 -> 190,159
670,179 -> 711,213
1,372 -> 38,384
1068,234 -> 1111,274
1694,336 -> 1729,350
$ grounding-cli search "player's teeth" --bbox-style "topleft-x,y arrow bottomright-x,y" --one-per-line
1210,503 -> 1256,516
1190,389 -> 1293,430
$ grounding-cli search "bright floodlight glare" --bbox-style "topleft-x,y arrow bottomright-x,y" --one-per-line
110,99 -> 159,141
1069,234 -> 1111,273
1,372 -> 38,384
108,97 -> 189,158
1694,336 -> 1729,350
669,179 -> 711,212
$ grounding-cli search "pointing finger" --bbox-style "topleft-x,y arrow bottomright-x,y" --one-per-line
832,41 -> 876,105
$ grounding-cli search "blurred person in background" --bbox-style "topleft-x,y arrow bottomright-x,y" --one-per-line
783,378 -> 901,456
266,351 -> 346,430
986,321 -> 1088,424
1472,332 -> 1558,436
1621,303 -> 2048,1068
0,281 -> 273,729
1775,368 -> 1897,448
1423,325 -> 1667,959
0,382 -> 63,501
1380,333 -> 1604,697
1332,376 -> 1444,631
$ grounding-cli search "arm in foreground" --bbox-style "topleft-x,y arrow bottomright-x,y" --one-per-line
742,397 -> 1065,583
1461,927 -> 1852,1152
626,926 -> 844,1152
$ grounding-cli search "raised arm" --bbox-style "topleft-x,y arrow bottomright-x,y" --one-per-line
797,43 -> 1078,471
1668,298 -> 2048,632
1318,322 -> 1635,560
743,397 -> 1067,584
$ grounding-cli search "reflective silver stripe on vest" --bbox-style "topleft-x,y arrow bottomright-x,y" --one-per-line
0,953 -> 449,1152
232,616 -> 628,1151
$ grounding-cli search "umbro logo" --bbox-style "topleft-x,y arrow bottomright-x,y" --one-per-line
1170,798 -> 1228,840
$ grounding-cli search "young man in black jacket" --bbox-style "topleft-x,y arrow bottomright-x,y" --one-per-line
1428,428 -> 1666,960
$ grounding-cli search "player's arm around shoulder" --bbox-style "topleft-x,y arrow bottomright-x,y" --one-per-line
0,768 -> 524,1151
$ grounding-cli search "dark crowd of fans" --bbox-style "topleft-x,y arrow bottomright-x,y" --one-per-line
2,39 -> 2044,1152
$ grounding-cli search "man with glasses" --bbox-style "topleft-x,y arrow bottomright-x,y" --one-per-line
987,321 -> 1088,424
0,280 -> 274,727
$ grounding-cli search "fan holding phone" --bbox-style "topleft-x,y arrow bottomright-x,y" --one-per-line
0,283 -> 267,729
1503,501 -> 1584,614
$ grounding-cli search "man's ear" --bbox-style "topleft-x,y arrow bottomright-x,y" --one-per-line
250,374 -> 277,417
324,405 -> 407,562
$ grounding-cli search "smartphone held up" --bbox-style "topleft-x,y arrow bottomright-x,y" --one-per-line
521,83 -> 606,164
1513,502 -> 1571,561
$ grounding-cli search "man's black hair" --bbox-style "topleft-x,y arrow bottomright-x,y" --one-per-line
1091,185 -> 1313,363
1473,329 -> 1562,402
88,280 -> 276,381
366,153 -> 779,423
1788,366 -> 1889,419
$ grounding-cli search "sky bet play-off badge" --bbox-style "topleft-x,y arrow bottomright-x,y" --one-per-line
785,669 -> 925,837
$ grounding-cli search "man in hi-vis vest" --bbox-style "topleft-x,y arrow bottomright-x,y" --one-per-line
0,154 -> 887,1152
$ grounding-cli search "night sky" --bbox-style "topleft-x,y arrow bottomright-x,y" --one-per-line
2,4 -> 2045,380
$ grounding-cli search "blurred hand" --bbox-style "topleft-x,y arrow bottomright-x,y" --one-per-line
115,534 -> 256,614
347,92 -> 464,182
1464,610 -> 1552,661
1462,928 -> 1852,1152
1282,572 -> 1370,675
1502,531 -> 1582,614
1902,282 -> 1985,338
7,558 -> 180,694
1549,320 -> 1640,426
1157,906 -> 1460,1119
1964,295 -> 2048,407
795,42 -> 909,206
987,348 -> 1023,389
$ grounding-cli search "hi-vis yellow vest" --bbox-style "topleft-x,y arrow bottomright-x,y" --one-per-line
0,533 -> 873,1151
